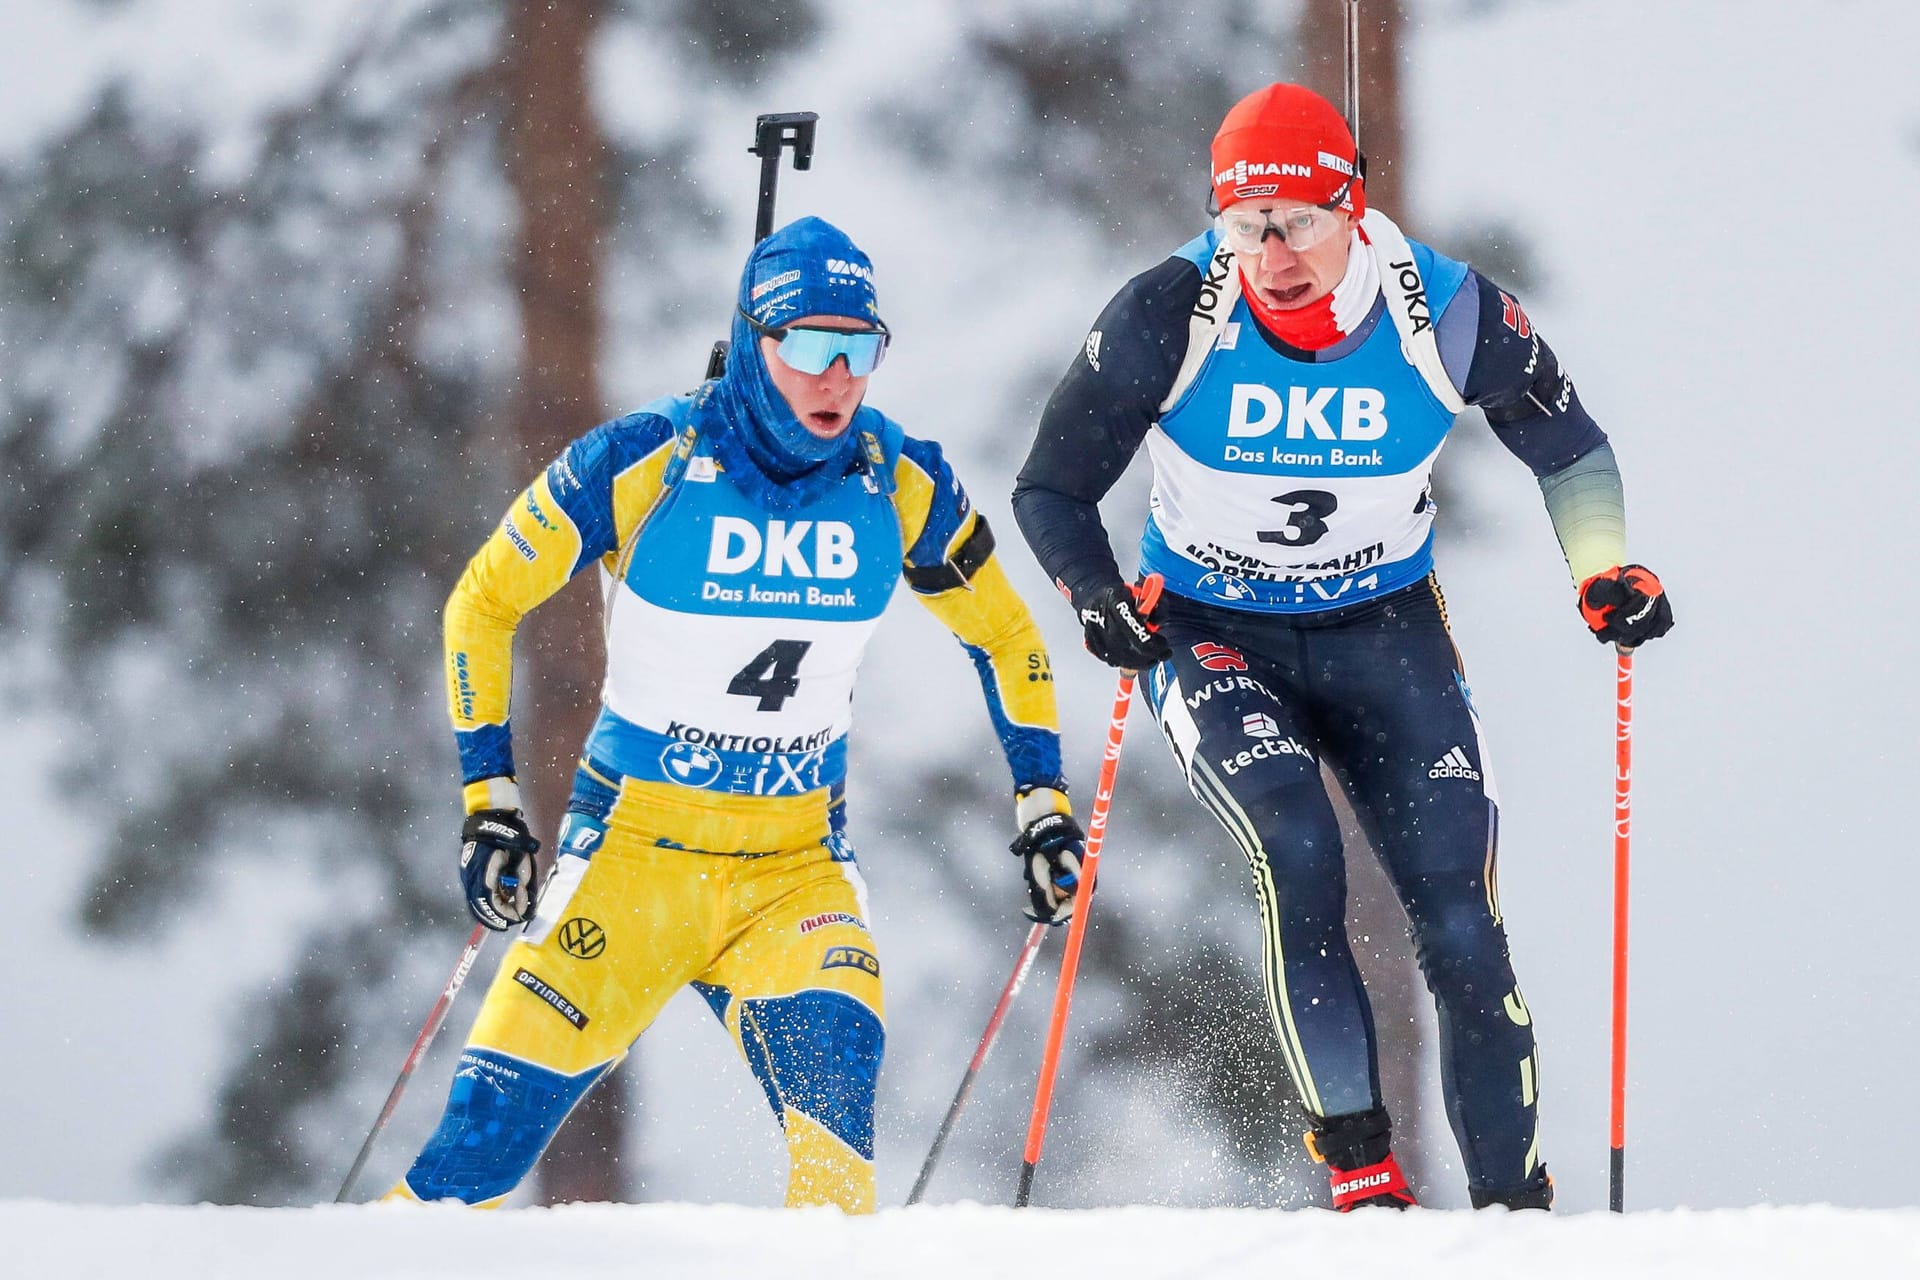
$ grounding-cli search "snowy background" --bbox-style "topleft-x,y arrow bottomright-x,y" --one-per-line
5,0 -> 1920,1237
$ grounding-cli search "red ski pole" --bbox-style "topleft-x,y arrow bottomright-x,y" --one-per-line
1609,645 -> 1634,1213
1015,575 -> 1161,1207
335,923 -> 489,1202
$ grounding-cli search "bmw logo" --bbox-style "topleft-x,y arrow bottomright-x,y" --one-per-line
660,741 -> 725,789
1197,571 -> 1256,602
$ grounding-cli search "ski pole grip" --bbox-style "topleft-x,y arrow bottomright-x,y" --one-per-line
1130,572 -> 1164,616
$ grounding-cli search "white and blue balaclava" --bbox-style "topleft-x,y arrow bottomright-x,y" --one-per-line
699,216 -> 884,510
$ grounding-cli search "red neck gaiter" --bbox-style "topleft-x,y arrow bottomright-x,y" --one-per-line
1236,227 -> 1377,353
1241,277 -> 1345,351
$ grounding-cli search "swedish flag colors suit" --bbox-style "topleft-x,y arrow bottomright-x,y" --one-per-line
394,386 -> 1066,1212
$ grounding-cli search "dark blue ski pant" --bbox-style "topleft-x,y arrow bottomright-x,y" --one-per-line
1143,577 -> 1543,1195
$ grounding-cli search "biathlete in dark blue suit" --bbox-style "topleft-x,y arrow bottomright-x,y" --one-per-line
1012,83 -> 1674,1211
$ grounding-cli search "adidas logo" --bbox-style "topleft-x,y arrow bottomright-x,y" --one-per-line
1428,746 -> 1481,781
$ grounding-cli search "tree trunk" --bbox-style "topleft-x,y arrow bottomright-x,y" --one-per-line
1297,0 -> 1407,225
503,0 -> 627,1206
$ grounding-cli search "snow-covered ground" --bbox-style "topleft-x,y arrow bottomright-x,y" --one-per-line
11,1202 -> 1920,1279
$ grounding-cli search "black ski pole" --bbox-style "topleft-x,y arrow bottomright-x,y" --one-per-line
1344,0 -> 1362,147
703,110 -> 819,379
335,923 -> 490,1202
906,922 -> 1050,1206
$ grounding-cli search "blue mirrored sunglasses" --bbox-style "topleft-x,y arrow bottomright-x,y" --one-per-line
740,309 -> 890,377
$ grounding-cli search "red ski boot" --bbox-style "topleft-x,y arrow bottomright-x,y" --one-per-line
1305,1108 -> 1417,1211
1324,1151 -> 1416,1210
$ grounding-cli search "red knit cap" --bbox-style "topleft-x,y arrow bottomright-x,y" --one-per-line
1210,83 -> 1364,216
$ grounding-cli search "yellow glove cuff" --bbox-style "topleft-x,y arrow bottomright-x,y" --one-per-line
462,776 -> 524,816
1015,785 -> 1072,834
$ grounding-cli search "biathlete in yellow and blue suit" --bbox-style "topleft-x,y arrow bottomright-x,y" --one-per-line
390,217 -> 1088,1212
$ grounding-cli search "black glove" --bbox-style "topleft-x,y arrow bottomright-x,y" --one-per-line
1011,807 -> 1086,926
1079,582 -> 1171,671
1578,564 -> 1674,648
460,809 -> 542,931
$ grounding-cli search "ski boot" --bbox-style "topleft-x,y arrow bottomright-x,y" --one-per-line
1305,1107 -> 1416,1211
1469,1168 -> 1554,1211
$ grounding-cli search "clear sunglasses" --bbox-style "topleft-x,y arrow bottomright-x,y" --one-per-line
1215,203 -> 1349,255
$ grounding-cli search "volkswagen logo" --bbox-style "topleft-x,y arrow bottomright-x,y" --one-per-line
558,917 -> 606,960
